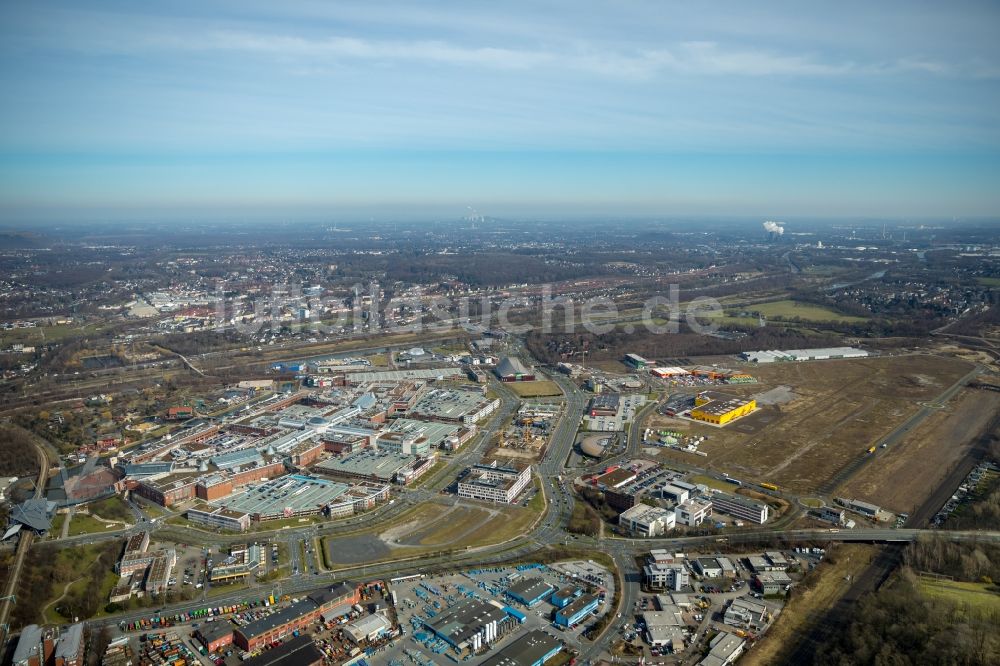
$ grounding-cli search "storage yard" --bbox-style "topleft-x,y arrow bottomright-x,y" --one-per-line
380,560 -> 612,664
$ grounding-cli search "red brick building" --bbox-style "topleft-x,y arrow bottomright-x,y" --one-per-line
234,584 -> 360,651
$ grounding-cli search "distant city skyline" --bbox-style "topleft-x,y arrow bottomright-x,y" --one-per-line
1,1 -> 999,221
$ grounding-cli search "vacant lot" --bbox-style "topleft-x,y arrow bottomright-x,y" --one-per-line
506,380 -> 562,397
730,299 -> 868,323
743,544 -> 879,666
917,577 -> 1000,615
653,355 -> 974,494
842,388 -> 1000,513
323,496 -> 541,567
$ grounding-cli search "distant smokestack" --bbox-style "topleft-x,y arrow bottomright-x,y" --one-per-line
762,220 -> 785,235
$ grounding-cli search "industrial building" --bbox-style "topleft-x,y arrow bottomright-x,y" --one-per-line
755,571 -> 792,595
479,630 -> 563,666
724,597 -> 768,628
765,551 -> 789,570
739,347 -> 869,363
643,609 -> 685,651
317,449 -> 436,485
424,598 -> 515,654
196,622 -> 235,653
213,475 -> 352,520
384,418 -> 475,452
235,583 -> 360,650
588,393 -> 621,417
710,493 -> 770,524
644,563 -> 689,591
650,366 -> 688,378
699,632 -> 745,666
593,467 -> 637,490
549,587 -> 581,609
242,635 -> 324,666
458,459 -> 532,504
623,354 -> 648,370
618,504 -> 676,537
675,499 -> 712,526
838,497 -> 881,518
409,388 -> 500,424
690,392 -> 756,425
343,614 -> 393,644
187,503 -> 251,532
494,357 -> 535,382
694,557 -> 723,578
553,593 -> 600,627
818,506 -> 846,525
505,578 -> 554,607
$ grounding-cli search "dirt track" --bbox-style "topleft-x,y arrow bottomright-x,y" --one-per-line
842,388 -> 1000,513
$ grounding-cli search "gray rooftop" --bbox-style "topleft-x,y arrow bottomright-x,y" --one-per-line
480,630 -> 562,666
12,625 -> 43,665
10,498 -> 51,533
54,623 -> 85,661
427,598 -> 508,647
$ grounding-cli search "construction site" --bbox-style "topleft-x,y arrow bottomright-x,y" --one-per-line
487,401 -> 564,463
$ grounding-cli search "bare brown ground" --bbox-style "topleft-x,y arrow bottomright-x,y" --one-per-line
840,388 -> 1000,513
653,354 -> 974,494
742,544 -> 879,666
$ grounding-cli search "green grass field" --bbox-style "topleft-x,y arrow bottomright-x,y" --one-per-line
0,322 -> 110,347
918,578 -> 1000,614
89,495 -> 133,522
725,299 -> 868,323
976,277 -> 1000,287
48,513 -> 66,536
68,514 -> 121,536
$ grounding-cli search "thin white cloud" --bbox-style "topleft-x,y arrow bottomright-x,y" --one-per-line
190,30 -> 855,79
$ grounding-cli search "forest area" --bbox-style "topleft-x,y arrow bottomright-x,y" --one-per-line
526,325 -> 843,364
814,481 -> 1000,666
816,546 -> 1000,666
1,541 -> 119,629
0,425 -> 41,478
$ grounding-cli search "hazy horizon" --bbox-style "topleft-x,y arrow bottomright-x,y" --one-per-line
2,1 -> 999,222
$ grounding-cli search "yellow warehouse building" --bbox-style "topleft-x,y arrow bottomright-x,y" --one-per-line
691,392 -> 756,425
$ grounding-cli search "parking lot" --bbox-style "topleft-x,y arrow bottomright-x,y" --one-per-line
586,395 -> 647,432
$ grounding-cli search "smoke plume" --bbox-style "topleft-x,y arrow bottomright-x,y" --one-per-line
763,220 -> 785,235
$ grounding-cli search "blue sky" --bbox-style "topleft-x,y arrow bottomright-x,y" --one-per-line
1,1 -> 999,221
